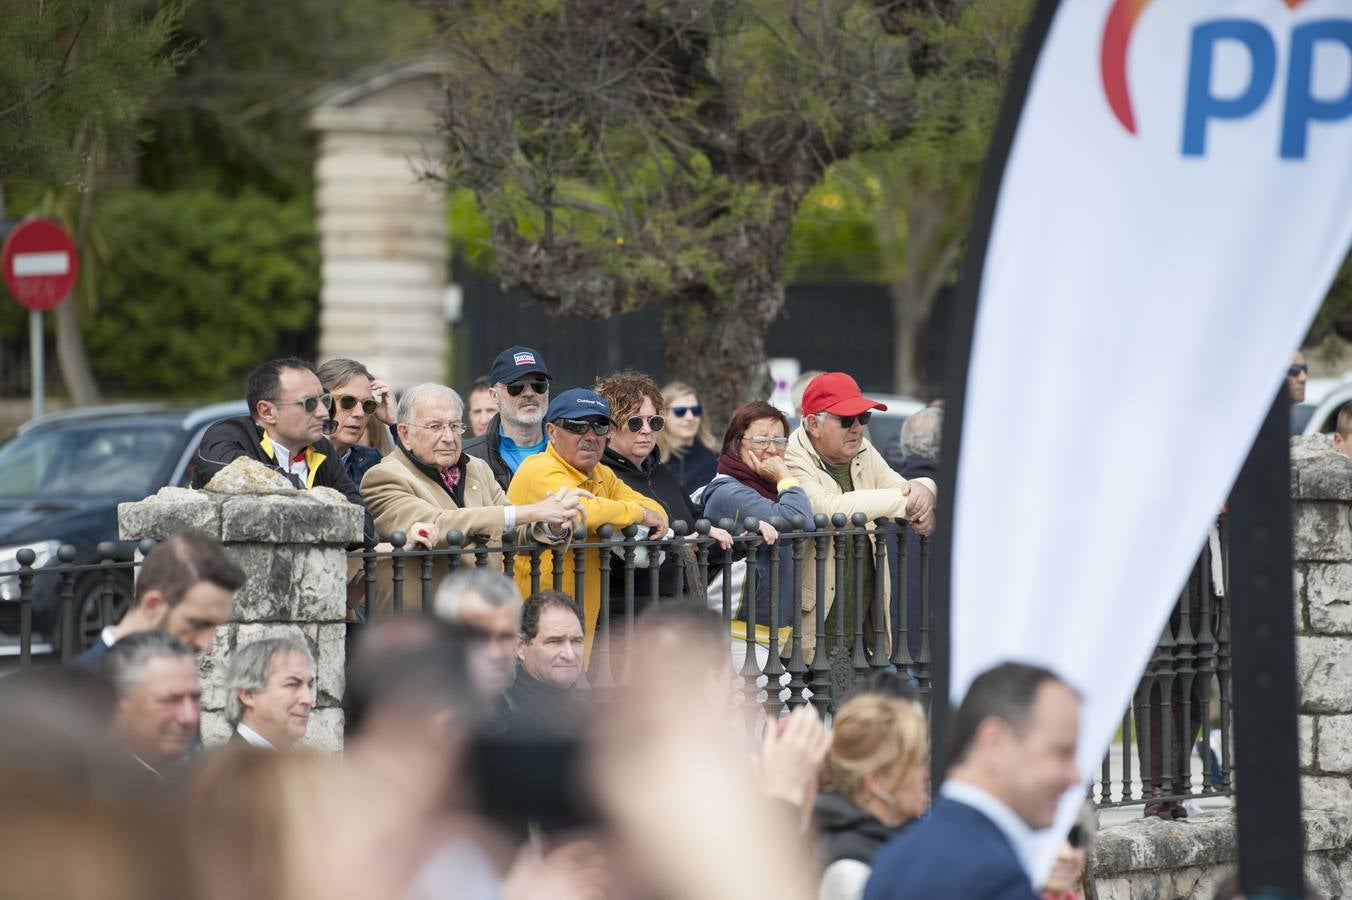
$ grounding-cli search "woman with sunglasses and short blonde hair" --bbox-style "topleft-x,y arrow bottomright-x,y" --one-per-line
658,381 -> 720,496
316,358 -> 396,488
595,372 -> 734,622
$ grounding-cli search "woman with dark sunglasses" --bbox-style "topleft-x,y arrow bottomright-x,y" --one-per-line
595,372 -> 734,621
316,358 -> 396,488
658,381 -> 720,496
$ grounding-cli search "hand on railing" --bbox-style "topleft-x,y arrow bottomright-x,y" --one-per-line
756,519 -> 780,545
640,506 -> 668,532
406,522 -> 438,550
703,525 -> 734,550
522,487 -> 592,530
904,481 -> 936,535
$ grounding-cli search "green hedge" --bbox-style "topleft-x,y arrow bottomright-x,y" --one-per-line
84,189 -> 318,397
0,188 -> 319,399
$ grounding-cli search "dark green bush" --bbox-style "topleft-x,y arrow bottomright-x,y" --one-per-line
82,189 -> 318,398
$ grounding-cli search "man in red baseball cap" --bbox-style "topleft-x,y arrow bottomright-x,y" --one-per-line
785,372 -> 937,660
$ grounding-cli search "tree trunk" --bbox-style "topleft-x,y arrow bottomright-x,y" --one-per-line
56,151 -> 101,406
662,283 -> 784,437
54,299 -> 99,405
891,278 -> 930,398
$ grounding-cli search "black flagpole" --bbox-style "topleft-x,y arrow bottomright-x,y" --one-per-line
1229,390 -> 1304,897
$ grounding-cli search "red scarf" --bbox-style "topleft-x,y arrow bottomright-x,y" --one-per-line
715,453 -> 778,501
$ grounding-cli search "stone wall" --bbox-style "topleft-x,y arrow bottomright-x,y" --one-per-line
1291,436 -> 1352,815
118,460 -> 362,752
1092,810 -> 1352,899
1090,437 -> 1352,899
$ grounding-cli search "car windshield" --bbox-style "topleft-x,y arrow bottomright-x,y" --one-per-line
0,425 -> 180,499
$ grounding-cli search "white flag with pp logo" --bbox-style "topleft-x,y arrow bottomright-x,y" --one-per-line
947,0 -> 1352,878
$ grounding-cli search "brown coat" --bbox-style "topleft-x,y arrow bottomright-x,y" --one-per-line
361,448 -> 519,547
784,425 -> 938,658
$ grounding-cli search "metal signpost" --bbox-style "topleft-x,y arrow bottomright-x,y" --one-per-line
1,218 -> 80,419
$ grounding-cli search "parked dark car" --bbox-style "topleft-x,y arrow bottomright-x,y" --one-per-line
0,402 -> 245,654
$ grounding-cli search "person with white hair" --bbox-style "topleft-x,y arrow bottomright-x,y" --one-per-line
224,636 -> 316,751
435,569 -> 523,702
360,383 -> 586,614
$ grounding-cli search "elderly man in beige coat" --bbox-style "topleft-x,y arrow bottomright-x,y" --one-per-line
361,383 -> 585,614
784,372 -> 936,660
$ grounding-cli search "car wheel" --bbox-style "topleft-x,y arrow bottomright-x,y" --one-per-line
71,572 -> 133,653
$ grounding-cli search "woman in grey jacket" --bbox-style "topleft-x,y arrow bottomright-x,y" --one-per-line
700,401 -> 814,629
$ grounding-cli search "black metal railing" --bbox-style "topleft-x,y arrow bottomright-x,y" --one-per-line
3,516 -> 1233,810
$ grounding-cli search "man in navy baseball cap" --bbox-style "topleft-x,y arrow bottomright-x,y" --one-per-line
464,346 -> 553,490
506,387 -> 667,660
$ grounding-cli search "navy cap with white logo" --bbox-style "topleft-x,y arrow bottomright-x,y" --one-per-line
489,345 -> 550,386
546,388 -> 614,424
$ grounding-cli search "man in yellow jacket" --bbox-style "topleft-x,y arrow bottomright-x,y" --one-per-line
507,388 -> 668,661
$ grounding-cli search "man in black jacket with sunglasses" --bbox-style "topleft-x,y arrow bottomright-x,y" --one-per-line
192,357 -> 376,544
463,345 -> 553,491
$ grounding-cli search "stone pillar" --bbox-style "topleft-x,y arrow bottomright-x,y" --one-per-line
118,461 -> 363,752
1292,435 -> 1352,811
308,57 -> 451,391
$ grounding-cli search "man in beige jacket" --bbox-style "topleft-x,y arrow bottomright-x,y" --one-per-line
361,383 -> 585,614
784,372 -> 936,661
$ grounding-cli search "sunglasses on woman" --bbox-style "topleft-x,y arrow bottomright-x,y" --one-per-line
670,404 -> 703,418
333,394 -> 379,415
505,378 -> 550,397
625,415 -> 666,433
556,418 -> 611,436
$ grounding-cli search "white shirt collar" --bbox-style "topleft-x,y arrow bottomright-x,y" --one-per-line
940,779 -> 1038,885
267,437 -> 310,479
236,722 -> 276,750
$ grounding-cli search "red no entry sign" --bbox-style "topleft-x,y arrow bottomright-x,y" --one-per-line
2,219 -> 79,312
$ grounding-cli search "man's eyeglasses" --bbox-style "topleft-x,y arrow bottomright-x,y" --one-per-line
505,378 -> 550,397
822,411 -> 871,428
1289,364 -> 1309,377
275,393 -> 331,414
413,421 -> 467,435
334,394 -> 379,415
744,435 -> 789,449
670,404 -> 703,418
556,418 -> 611,436
625,415 -> 665,433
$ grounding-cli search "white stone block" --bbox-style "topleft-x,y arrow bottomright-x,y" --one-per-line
1307,563 -> 1352,635
298,707 -> 344,753
1319,715 -> 1352,774
1302,775 -> 1352,811
1301,714 -> 1318,770
200,710 -> 232,748
315,623 -> 346,707
1297,636 -> 1352,714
